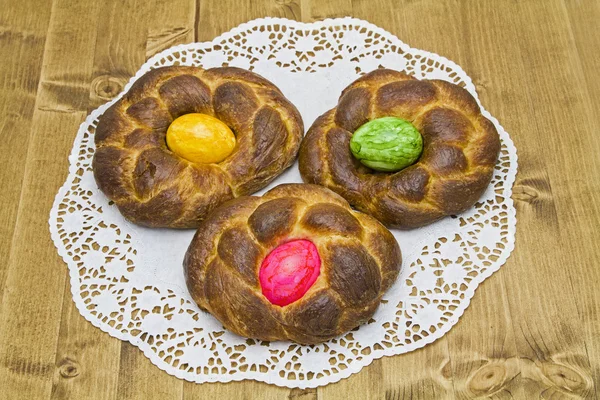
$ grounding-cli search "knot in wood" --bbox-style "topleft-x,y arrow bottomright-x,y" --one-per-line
468,362 -> 508,396
58,358 -> 80,379
541,362 -> 590,395
512,183 -> 539,203
91,75 -> 125,100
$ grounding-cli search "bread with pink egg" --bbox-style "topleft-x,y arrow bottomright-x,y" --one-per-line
184,183 -> 402,344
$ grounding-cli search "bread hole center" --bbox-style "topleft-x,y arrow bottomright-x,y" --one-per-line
166,113 -> 236,164
259,239 -> 321,307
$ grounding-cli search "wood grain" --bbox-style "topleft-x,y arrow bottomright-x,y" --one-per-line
0,0 -> 80,398
505,1 -> 597,397
0,0 -> 52,306
558,0 -> 600,394
42,2 -> 124,399
0,0 -> 599,399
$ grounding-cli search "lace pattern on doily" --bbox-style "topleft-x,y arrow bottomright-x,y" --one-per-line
49,17 -> 517,388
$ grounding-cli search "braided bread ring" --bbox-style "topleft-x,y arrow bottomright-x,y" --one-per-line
299,69 -> 500,229
184,184 -> 402,344
93,66 -> 303,228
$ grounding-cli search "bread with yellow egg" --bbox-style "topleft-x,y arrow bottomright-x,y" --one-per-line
93,66 -> 303,228
184,183 -> 402,344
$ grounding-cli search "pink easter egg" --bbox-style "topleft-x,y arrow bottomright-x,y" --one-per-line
259,240 -> 321,307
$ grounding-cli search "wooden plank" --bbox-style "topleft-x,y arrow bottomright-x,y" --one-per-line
184,380 -> 292,400
0,102 -> 88,396
88,0 -> 151,111
0,0 -> 52,304
321,343 -> 454,400
36,1 -> 127,399
350,0 -> 396,37
392,0 -> 468,66
0,0 -> 92,397
513,0 -> 600,397
308,0 -> 352,21
146,0 -> 195,59
50,292 -> 121,400
561,1 -> 600,393
114,342 -> 179,399
563,0 -> 600,115
462,0 -> 596,398
195,0 -> 302,42
273,0 -> 302,21
445,283 -> 521,400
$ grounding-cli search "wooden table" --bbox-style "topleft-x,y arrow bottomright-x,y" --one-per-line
1,0 -> 599,398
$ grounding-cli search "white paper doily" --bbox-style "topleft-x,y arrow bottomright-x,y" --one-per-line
49,18 -> 517,388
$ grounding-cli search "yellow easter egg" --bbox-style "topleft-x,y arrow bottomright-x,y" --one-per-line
166,114 -> 236,164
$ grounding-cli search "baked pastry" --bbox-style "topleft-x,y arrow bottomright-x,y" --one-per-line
184,183 -> 402,344
93,66 -> 303,228
299,69 -> 500,229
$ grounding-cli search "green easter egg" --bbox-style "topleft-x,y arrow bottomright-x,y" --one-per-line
350,117 -> 423,172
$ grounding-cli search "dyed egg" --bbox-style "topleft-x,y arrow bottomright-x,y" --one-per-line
166,113 -> 236,164
259,240 -> 321,307
350,116 -> 423,172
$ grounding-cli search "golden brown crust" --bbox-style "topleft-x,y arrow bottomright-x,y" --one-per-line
299,69 -> 500,229
93,66 -> 303,228
183,183 -> 402,344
